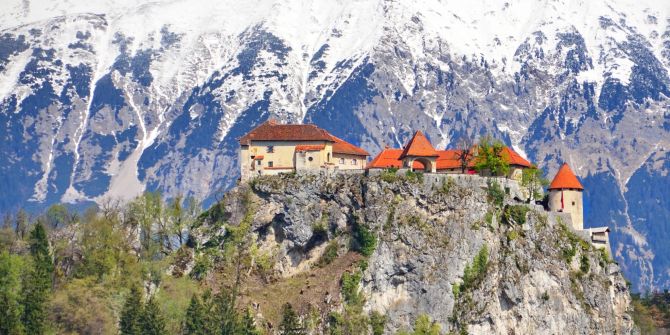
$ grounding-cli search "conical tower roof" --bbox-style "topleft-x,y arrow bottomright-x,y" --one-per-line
548,163 -> 584,190
399,131 -> 439,158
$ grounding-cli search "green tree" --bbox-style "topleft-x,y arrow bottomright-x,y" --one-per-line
119,286 -> 143,335
474,136 -> 509,177
521,167 -> 549,202
412,314 -> 440,335
14,210 -> 28,239
279,303 -> 306,335
44,204 -> 70,229
182,294 -> 208,335
213,291 -> 239,335
21,222 -> 53,335
0,251 -> 24,335
239,308 -> 261,335
140,297 -> 166,335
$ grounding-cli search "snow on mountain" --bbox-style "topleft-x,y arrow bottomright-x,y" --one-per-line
1,0 -> 669,291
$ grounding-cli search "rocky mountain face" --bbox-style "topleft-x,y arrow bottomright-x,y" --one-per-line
194,172 -> 635,334
0,0 -> 669,291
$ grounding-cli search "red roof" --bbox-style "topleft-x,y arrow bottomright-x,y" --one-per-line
399,131 -> 439,158
436,149 -> 474,170
501,147 -> 532,167
239,120 -> 334,145
329,135 -> 369,156
549,163 -> 584,190
295,144 -> 325,152
366,148 -> 404,169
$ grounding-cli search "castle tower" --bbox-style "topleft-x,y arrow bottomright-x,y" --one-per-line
548,163 -> 584,230
398,131 -> 438,173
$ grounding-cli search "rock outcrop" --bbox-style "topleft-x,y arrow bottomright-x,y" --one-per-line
195,172 -> 635,334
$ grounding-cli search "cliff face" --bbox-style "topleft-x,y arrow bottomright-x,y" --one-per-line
196,172 -> 635,334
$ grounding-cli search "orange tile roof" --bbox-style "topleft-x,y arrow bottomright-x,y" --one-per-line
399,131 -> 439,158
549,163 -> 584,190
329,135 -> 369,156
295,144 -> 326,152
366,148 -> 404,169
239,120 -> 334,144
501,147 -> 532,167
253,155 -> 264,160
436,149 -> 474,170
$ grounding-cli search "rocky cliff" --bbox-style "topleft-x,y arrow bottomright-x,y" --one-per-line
193,172 -> 635,334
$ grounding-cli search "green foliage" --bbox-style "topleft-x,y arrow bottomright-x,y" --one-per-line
21,222 -> 53,335
412,314 -> 441,335
190,254 -> 212,281
438,177 -> 456,194
141,297 -> 167,335
279,303 -> 306,335
579,254 -> 590,274
506,230 -> 520,241
502,205 -> 530,225
49,277 -> 116,335
44,204 -> 73,229
380,168 -> 399,182
632,290 -> 670,332
120,286 -> 143,335
521,167 -> 549,202
457,245 -> 489,294
404,170 -> 424,184
631,296 -> 657,335
0,251 -> 24,335
486,180 -> 505,208
352,218 -> 377,257
240,308 -> 262,335
369,311 -> 387,335
317,240 -> 339,267
341,271 -> 364,307
474,136 -> 510,177
183,295 -> 207,335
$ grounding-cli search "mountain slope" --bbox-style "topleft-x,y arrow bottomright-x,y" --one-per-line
0,0 -> 669,291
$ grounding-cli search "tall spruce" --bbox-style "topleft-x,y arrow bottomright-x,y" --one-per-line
21,222 -> 52,335
213,291 -> 239,335
279,303 -> 306,335
119,286 -> 143,335
0,252 -> 24,335
140,297 -> 166,335
182,294 -> 208,335
240,308 -> 261,335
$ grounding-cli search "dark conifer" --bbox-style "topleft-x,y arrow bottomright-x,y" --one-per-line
119,286 -> 143,335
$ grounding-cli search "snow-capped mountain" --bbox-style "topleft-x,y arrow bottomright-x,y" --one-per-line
1,0 -> 669,291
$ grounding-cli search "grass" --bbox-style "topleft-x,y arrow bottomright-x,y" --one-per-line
502,205 -> 530,225
316,240 -> 339,267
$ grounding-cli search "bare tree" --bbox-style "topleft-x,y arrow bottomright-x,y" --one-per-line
455,136 -> 474,173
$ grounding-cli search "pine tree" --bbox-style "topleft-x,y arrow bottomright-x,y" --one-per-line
140,297 -> 166,335
239,308 -> 261,335
213,291 -> 239,335
119,286 -> 143,335
279,303 -> 306,335
21,222 -> 52,335
182,294 -> 207,335
0,251 -> 24,335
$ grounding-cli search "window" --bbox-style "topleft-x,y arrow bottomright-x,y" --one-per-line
327,153 -> 331,162
266,145 -> 274,153
352,159 -> 357,165
572,201 -> 575,206
268,161 -> 274,167
339,158 -> 345,164
256,160 -> 261,166
308,157 -> 313,162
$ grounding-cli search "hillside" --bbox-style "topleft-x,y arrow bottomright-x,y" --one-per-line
0,0 -> 669,292
0,172 -> 637,334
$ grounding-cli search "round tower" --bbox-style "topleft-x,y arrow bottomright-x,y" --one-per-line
548,163 -> 584,230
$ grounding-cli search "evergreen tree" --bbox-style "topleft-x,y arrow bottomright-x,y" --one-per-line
140,297 -> 166,335
119,286 -> 143,335
21,223 -> 53,335
239,308 -> 261,335
279,303 -> 306,335
0,252 -> 24,335
213,291 -> 239,335
182,294 -> 208,335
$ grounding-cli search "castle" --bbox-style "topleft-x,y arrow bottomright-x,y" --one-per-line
239,121 -> 610,251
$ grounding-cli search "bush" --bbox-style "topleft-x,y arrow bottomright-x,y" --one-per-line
486,180 -> 505,208
380,168 -> 399,182
438,177 -> 456,194
503,205 -> 530,225
341,271 -> 364,307
317,240 -> 339,267
352,218 -> 377,257
369,311 -> 386,335
459,245 -> 489,293
404,170 -> 424,184
580,254 -> 590,274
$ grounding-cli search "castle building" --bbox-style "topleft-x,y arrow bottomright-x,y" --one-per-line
367,131 -> 532,180
547,163 -> 584,230
548,163 -> 611,251
238,120 -> 369,181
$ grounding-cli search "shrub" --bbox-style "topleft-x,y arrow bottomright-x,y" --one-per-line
317,240 -> 339,267
502,205 -> 530,225
341,271 -> 364,307
486,180 -> 505,208
438,177 -> 456,194
506,230 -> 520,241
380,168 -> 399,182
352,218 -> 377,257
458,245 -> 489,293
369,311 -> 386,335
404,170 -> 424,184
580,254 -> 590,274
